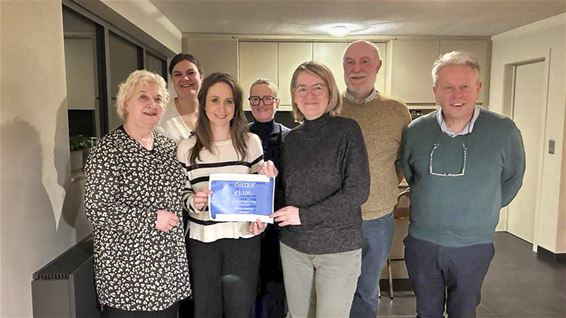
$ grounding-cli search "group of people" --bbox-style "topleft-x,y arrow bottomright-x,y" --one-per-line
84,40 -> 525,318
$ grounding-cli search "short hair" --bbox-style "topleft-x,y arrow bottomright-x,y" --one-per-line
115,70 -> 169,120
290,61 -> 342,122
250,78 -> 279,96
190,72 -> 249,165
343,40 -> 382,63
168,53 -> 204,77
432,51 -> 481,86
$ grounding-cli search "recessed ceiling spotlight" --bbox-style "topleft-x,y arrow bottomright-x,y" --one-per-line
329,25 -> 349,37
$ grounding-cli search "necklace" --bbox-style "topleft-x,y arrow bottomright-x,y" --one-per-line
123,125 -> 154,150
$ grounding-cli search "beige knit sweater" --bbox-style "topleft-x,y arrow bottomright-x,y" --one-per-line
340,93 -> 411,220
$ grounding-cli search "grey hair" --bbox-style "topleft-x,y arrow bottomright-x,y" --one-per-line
344,40 -> 382,63
250,78 -> 279,96
116,70 -> 169,120
432,51 -> 480,86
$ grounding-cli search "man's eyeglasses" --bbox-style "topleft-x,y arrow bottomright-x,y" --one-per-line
429,143 -> 467,177
248,96 -> 278,106
294,84 -> 327,97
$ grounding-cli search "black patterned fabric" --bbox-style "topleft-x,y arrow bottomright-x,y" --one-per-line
84,126 -> 191,311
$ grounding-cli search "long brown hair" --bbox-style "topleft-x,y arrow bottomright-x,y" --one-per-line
189,72 -> 249,165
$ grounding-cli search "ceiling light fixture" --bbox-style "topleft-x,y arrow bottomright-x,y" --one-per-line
329,25 -> 349,37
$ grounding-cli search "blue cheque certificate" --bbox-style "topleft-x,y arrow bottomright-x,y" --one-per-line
209,173 -> 275,223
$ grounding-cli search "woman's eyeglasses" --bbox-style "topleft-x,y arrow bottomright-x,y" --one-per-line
429,143 -> 467,177
294,84 -> 327,97
248,96 -> 278,106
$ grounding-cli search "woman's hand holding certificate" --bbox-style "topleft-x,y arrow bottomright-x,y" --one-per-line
192,190 -> 211,211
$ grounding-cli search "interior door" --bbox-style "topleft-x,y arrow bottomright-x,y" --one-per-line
507,60 -> 545,243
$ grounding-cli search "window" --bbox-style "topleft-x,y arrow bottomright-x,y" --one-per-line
62,3 -> 170,140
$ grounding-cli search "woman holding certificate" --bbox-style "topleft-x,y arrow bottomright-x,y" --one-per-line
272,61 -> 370,318
177,72 -> 277,318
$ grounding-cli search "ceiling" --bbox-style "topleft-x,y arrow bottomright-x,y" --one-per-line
149,0 -> 566,37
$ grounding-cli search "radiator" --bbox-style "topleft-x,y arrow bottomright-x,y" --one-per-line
32,235 -> 101,318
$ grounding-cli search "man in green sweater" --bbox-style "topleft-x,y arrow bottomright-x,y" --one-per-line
341,40 -> 411,318
398,51 -> 525,317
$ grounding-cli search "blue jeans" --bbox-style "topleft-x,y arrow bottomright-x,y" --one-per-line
349,213 -> 394,318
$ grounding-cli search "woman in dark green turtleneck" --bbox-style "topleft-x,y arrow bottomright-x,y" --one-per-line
271,62 -> 370,318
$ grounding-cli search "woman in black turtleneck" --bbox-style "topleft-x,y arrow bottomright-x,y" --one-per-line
248,78 -> 290,318
271,62 -> 370,318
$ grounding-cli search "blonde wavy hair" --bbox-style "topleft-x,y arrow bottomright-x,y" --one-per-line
290,61 -> 342,122
115,70 -> 170,120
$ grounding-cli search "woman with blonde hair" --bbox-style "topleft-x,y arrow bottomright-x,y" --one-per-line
272,61 -> 370,318
85,70 -> 191,317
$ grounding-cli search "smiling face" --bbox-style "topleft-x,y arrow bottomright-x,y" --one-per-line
205,82 -> 235,129
171,60 -> 202,98
293,71 -> 330,121
433,64 -> 481,123
343,41 -> 381,100
124,82 -> 165,128
250,83 -> 279,123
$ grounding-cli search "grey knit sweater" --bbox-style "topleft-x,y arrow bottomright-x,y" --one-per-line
280,114 -> 370,254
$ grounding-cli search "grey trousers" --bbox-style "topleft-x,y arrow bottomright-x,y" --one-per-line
280,243 -> 361,318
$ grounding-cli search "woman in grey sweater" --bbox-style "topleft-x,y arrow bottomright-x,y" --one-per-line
272,61 -> 370,318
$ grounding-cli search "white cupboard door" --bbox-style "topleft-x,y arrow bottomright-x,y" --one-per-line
313,42 -> 348,94
278,42 -> 313,108
439,40 -> 490,104
389,40 -> 439,104
186,38 -> 239,78
239,42 -> 278,110
374,42 -> 388,95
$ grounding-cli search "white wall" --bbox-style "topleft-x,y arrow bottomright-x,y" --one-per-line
0,1 -> 4,314
490,13 -> 566,253
0,1 -> 183,316
1,1 -> 76,316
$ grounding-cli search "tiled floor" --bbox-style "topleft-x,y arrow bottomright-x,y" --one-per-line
377,232 -> 566,318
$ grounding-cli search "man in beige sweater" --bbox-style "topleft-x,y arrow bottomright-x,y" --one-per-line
342,40 -> 411,318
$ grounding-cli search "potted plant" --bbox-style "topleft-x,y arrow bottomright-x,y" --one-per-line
69,134 -> 95,171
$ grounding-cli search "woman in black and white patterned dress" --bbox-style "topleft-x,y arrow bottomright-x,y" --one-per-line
84,70 -> 191,318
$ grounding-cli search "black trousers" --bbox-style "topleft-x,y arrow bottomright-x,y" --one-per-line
104,303 -> 178,318
256,225 -> 286,318
188,236 -> 260,318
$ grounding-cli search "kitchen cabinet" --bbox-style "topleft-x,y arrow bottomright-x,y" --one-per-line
278,42 -> 313,107
387,40 -> 440,105
439,40 -> 490,104
238,42 -> 278,110
185,37 -> 239,78
313,42 -> 349,94
238,41 -> 388,109
387,39 -> 490,105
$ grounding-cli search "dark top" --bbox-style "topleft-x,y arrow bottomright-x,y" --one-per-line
399,109 -> 525,247
280,114 -> 370,254
249,120 -> 291,210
